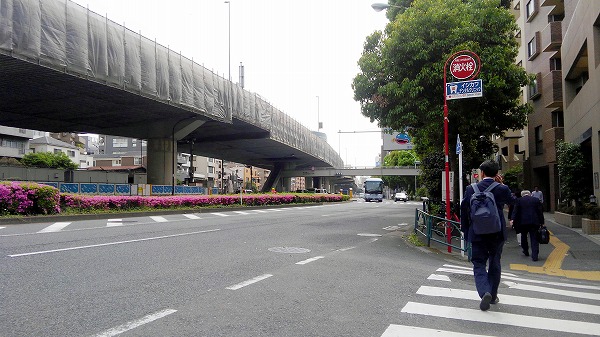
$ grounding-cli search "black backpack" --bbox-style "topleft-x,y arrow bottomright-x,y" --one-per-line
469,182 -> 502,235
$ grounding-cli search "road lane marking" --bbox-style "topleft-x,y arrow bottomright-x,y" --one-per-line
38,222 -> 71,233
183,214 -> 201,219
427,274 -> 451,282
502,281 -> 600,301
296,256 -> 324,265
417,285 -> 600,315
234,211 -> 251,215
8,229 -> 221,257
211,213 -> 230,217
0,226 -> 5,230
92,308 -> 177,337
401,302 -> 600,336
107,219 -> 123,227
252,210 -> 266,213
381,324 -> 492,337
226,274 -> 273,290
437,267 -> 600,290
149,216 -> 168,222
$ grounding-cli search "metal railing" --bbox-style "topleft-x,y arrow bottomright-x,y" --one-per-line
414,208 -> 470,257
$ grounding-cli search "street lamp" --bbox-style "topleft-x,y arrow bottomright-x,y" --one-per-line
224,1 -> 231,81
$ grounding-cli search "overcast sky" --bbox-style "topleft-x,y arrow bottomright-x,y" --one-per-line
71,0 -> 388,167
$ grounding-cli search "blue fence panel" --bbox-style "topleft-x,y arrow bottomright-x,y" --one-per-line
99,184 -> 116,194
152,185 -> 165,195
60,183 -> 79,193
175,186 -> 185,194
115,184 -> 130,194
80,183 -> 98,194
164,186 -> 173,195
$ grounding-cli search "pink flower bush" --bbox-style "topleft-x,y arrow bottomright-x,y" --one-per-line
0,182 -> 347,216
0,182 -> 60,215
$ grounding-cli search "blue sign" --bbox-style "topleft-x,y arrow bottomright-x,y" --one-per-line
446,79 -> 483,100
456,134 -> 462,154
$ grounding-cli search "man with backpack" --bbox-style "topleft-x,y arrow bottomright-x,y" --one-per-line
460,160 -> 514,311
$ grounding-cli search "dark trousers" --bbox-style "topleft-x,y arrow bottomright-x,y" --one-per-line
521,224 -> 540,260
471,237 -> 504,299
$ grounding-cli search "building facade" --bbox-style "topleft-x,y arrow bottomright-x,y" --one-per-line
512,0 -> 599,211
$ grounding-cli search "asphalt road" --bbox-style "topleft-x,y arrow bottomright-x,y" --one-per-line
1,200 -> 599,337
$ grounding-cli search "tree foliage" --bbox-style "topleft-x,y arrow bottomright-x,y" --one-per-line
382,150 -> 419,193
20,152 -> 78,170
353,0 -> 531,171
557,141 -> 592,213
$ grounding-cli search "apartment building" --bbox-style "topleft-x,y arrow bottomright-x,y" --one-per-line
512,0 -> 600,211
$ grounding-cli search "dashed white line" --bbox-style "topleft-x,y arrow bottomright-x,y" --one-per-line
92,308 -> 177,337
296,256 -> 324,265
149,216 -> 168,222
234,211 -> 251,215
107,219 -> 123,227
8,228 -> 221,257
183,214 -> 201,219
38,222 -> 71,233
211,213 -> 230,217
226,274 -> 273,290
252,210 -> 266,213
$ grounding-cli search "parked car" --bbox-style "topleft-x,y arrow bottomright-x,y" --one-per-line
394,192 -> 408,202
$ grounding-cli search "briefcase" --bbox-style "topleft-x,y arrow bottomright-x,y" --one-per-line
536,225 -> 550,244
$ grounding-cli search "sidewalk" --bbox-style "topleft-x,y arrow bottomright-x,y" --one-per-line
501,212 -> 600,280
419,211 -> 600,281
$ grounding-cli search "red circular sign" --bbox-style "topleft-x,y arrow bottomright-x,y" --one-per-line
450,55 -> 477,80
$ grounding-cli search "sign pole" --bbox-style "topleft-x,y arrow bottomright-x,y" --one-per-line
443,50 -> 481,253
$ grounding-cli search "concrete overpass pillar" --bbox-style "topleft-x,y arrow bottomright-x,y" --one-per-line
146,119 -> 206,186
147,138 -> 174,185
305,177 -> 314,189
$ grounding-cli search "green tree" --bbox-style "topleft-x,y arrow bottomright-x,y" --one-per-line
353,0 -> 531,171
557,141 -> 592,214
382,150 -> 420,194
21,152 -> 78,169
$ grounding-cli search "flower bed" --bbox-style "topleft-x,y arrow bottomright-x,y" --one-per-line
1,181 -> 348,216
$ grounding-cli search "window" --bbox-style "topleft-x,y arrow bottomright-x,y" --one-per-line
529,74 -> 540,99
134,157 -> 142,165
551,111 -> 564,127
67,150 -> 75,157
550,58 -> 562,71
112,138 -> 128,148
526,0 -> 536,19
54,149 -> 62,154
535,125 -> 543,155
528,34 -> 539,59
501,146 -> 509,156
208,167 -> 214,174
548,14 -> 564,22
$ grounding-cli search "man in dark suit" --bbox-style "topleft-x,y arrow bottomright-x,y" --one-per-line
511,190 -> 544,261
461,160 -> 513,311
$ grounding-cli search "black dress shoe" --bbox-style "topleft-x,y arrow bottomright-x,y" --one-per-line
532,257 -> 538,261
523,251 -> 530,256
480,293 -> 492,311
491,296 -> 499,304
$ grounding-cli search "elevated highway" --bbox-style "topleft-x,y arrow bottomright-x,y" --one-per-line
0,0 -> 342,187
280,166 -> 419,178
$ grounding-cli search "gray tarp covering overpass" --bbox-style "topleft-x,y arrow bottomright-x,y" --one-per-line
0,0 -> 343,170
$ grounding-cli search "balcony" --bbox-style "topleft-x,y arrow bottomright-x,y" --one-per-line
542,21 -> 562,52
542,70 -> 563,108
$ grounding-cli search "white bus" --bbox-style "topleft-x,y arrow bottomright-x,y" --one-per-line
363,177 -> 384,202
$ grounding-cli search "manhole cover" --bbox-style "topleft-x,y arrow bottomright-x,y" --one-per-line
268,247 -> 311,253
357,233 -> 382,237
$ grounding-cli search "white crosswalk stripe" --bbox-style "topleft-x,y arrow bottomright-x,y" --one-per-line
107,219 -> 123,227
183,214 -> 201,219
149,216 -> 168,223
381,263 -> 600,336
38,222 -> 71,233
211,213 -> 229,217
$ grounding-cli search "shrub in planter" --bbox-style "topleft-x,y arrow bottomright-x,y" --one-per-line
583,204 -> 600,220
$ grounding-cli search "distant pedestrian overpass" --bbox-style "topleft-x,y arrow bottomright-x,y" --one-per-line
0,0 -> 342,190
